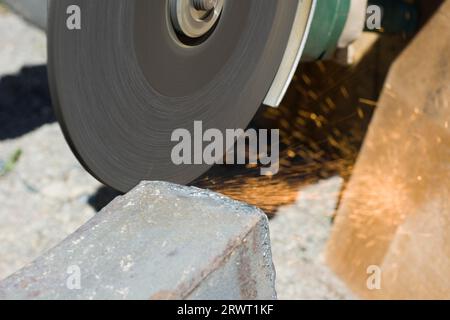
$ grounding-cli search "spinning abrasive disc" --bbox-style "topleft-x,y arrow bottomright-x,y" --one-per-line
48,0 -> 300,192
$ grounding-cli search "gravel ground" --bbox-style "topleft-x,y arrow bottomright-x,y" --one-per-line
0,7 -> 101,280
0,8 -> 352,299
0,5 -> 46,75
271,178 -> 354,300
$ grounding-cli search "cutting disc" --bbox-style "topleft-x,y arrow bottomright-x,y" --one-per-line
48,0 -> 299,192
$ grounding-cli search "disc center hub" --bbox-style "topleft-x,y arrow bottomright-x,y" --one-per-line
170,0 -> 224,41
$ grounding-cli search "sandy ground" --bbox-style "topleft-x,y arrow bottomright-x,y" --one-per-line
0,8 -> 352,299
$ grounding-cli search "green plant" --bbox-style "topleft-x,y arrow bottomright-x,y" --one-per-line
0,149 -> 22,177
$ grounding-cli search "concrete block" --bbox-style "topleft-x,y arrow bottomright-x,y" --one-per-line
0,182 -> 276,300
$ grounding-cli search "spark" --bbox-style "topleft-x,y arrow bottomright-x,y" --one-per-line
194,36 -> 408,214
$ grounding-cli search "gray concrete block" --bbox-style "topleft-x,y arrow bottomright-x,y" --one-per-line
0,182 -> 276,300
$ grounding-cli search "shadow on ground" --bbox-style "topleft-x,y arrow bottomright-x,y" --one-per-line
88,186 -> 123,212
0,65 -> 54,140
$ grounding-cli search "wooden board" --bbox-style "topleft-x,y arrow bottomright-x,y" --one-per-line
326,0 -> 450,299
